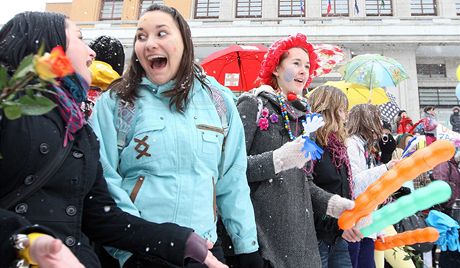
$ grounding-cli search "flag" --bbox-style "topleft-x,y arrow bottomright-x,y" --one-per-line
354,0 -> 359,14
327,0 -> 332,15
379,91 -> 400,123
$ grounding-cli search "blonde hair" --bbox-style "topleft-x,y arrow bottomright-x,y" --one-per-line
347,104 -> 383,146
308,85 -> 348,146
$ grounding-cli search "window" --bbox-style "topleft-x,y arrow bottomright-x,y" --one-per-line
416,64 -> 446,78
236,0 -> 262,18
419,87 -> 459,107
140,0 -> 164,16
457,0 -> 460,15
278,0 -> 305,17
195,0 -> 221,18
100,0 -> 123,20
322,0 -> 349,17
366,0 -> 392,16
411,0 -> 437,16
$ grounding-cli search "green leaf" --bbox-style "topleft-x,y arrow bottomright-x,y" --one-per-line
0,65 -> 7,89
11,54 -> 34,81
4,103 -> 22,120
37,42 -> 45,56
18,95 -> 56,116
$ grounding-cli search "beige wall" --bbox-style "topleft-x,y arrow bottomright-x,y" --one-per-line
164,0 -> 192,19
47,0 -> 193,22
45,3 -> 72,17
68,0 -> 101,22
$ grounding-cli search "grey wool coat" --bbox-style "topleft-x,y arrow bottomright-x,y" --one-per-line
236,86 -> 333,268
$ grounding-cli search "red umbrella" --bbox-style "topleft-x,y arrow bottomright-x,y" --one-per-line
201,44 -> 267,92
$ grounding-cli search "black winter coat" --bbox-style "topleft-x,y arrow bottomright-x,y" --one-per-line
0,108 -> 192,268
450,112 -> 460,132
312,147 -> 350,243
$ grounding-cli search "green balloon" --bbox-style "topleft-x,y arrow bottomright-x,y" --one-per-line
360,180 -> 451,237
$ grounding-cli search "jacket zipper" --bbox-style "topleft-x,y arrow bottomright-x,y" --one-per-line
212,176 -> 217,222
130,176 -> 145,202
197,124 -> 224,135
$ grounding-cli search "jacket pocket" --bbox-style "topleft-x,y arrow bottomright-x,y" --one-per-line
130,175 -> 145,202
197,124 -> 223,161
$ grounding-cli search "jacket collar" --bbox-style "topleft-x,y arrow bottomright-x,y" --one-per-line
139,77 -> 175,95
253,85 -> 307,120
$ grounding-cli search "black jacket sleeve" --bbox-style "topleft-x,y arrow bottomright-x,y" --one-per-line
81,162 -> 193,267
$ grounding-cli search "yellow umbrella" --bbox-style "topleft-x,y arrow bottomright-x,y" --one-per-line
308,81 -> 389,110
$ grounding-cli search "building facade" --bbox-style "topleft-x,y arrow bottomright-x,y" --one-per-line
46,0 -> 460,124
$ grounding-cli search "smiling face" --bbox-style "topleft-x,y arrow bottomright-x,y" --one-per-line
135,10 -> 184,85
273,47 -> 310,96
65,20 -> 95,84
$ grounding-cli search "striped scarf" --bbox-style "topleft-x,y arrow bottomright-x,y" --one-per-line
53,74 -> 88,146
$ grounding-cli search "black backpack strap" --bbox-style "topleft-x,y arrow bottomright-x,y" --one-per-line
0,140 -> 74,209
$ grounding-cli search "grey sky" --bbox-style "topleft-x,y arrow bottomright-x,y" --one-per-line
0,0 -> 72,24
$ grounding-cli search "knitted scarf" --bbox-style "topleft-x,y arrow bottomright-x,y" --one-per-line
326,132 -> 355,199
53,74 -> 88,146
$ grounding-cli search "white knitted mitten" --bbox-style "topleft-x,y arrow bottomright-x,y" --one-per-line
273,136 -> 310,174
326,194 -> 355,218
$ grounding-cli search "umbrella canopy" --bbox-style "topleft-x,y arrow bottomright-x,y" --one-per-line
341,54 -> 409,89
307,80 -> 389,110
201,44 -> 267,92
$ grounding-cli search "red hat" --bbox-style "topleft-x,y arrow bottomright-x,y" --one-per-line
256,34 -> 345,89
256,33 -> 318,88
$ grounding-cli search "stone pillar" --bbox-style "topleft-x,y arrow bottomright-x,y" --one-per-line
350,0 -> 366,17
219,0 -> 235,20
262,0 -> 278,19
393,0 -> 411,17
437,0 -> 457,18
384,46 -> 421,120
306,0 -> 322,18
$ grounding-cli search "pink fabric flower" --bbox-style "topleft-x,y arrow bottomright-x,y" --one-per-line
258,117 -> 269,130
261,107 -> 270,118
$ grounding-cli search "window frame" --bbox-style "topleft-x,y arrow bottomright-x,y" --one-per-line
411,0 -> 437,16
365,0 -> 393,16
100,0 -> 124,20
194,0 -> 221,19
235,0 -> 263,18
278,0 -> 306,17
321,0 -> 350,17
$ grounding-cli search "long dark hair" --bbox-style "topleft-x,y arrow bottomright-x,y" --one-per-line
0,12 -> 67,72
111,4 -> 208,112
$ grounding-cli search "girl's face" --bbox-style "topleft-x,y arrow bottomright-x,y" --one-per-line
65,20 -> 95,84
273,47 -> 310,96
135,10 -> 184,85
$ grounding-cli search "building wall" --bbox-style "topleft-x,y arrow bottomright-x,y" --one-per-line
46,3 -> 72,17
47,0 -> 460,121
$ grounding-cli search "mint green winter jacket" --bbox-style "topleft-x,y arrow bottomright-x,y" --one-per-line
90,76 -> 258,265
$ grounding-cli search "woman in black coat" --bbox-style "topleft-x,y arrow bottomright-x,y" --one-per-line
0,11 -> 225,268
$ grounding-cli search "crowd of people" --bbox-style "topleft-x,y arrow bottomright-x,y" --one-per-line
1,3 -> 459,268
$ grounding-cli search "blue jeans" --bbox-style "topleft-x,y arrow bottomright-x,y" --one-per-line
348,237 -> 375,268
318,237 -> 353,268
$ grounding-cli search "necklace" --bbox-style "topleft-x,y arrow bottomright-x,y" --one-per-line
275,90 -> 305,140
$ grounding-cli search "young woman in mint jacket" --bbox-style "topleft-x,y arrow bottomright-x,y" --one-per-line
90,4 -> 262,268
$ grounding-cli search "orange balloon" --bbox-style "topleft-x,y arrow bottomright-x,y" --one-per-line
375,227 -> 439,251
338,140 -> 455,230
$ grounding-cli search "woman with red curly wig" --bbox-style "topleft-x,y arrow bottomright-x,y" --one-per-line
224,33 -> 358,268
